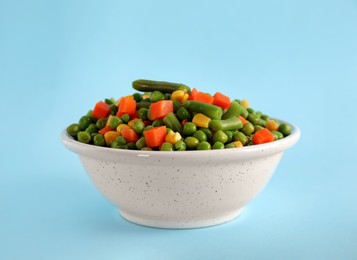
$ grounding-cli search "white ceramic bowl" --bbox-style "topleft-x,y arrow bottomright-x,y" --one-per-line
62,122 -> 300,229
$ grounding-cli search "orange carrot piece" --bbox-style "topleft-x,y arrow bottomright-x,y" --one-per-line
117,97 -> 136,117
193,92 -> 214,104
144,126 -> 167,147
92,101 -> 110,119
149,100 -> 173,120
121,128 -> 139,143
239,115 -> 248,125
188,88 -> 198,100
252,128 -> 275,145
213,92 -> 231,109
98,125 -> 113,135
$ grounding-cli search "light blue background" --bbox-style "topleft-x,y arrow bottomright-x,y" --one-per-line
1,0 -> 356,259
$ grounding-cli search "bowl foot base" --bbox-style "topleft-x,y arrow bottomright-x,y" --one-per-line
119,208 -> 244,229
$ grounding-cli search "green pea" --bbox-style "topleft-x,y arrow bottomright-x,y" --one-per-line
135,137 -> 146,150
164,93 -> 171,100
105,98 -> 115,105
133,92 -> 142,102
261,114 -> 270,121
225,143 -> 236,149
96,118 -> 107,130
111,141 -> 128,149
279,123 -> 292,136
77,131 -> 91,144
141,147 -> 153,151
144,125 -> 154,133
85,123 -> 98,135
133,121 -> 145,135
254,125 -> 264,133
127,142 -> 136,149
152,119 -> 164,127
138,108 -> 149,120
160,142 -> 174,151
223,130 -> 233,143
212,141 -> 225,149
197,141 -> 211,150
233,132 -> 248,145
257,119 -> 267,127
271,130 -> 284,140
183,122 -> 197,136
184,136 -> 199,149
177,107 -> 191,121
115,136 -> 127,145
150,91 -> 165,102
212,130 -> 228,144
109,104 -> 118,115
109,116 -> 122,129
241,122 -> 255,136
121,114 -> 130,123
173,99 -> 182,113
255,111 -> 262,118
66,123 -> 80,138
175,140 -> 187,151
247,107 -> 255,114
247,113 -> 260,125
200,128 -> 213,140
193,130 -> 207,142
78,116 -> 92,130
93,134 -> 106,146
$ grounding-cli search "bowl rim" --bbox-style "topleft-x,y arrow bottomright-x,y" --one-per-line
61,120 -> 301,161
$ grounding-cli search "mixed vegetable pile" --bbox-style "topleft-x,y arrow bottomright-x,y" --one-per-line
66,79 -> 292,151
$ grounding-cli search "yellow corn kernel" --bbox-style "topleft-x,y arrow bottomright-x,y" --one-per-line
171,90 -> 189,104
165,130 -> 182,145
128,118 -> 142,128
116,124 -> 130,134
240,99 -> 249,109
192,113 -> 211,128
142,94 -> 150,100
104,131 -> 121,146
106,115 -> 115,126
266,119 -> 279,131
233,141 -> 243,148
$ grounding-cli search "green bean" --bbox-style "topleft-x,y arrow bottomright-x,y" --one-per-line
209,117 -> 243,131
241,122 -> 255,135
109,104 -> 118,115
223,130 -> 233,143
79,116 -> 92,130
173,99 -> 182,113
222,102 -> 244,119
247,113 -> 260,125
163,113 -> 183,133
225,143 -> 236,149
136,101 -> 152,109
233,132 -> 248,145
200,128 -> 213,140
176,107 -> 191,121
66,123 -> 80,138
261,114 -> 270,121
184,101 -> 222,120
135,137 -> 146,150
132,79 -> 191,94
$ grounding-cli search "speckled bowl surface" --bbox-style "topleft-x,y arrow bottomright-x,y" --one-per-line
62,122 -> 300,229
